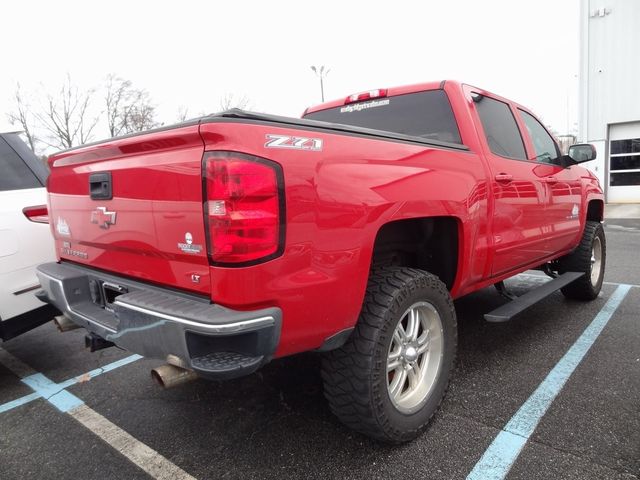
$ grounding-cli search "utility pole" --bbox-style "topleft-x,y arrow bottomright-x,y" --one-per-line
310,65 -> 330,102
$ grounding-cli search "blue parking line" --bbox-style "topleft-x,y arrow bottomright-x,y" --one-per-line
0,354 -> 142,414
96,353 -> 142,373
63,353 -> 143,387
467,284 -> 632,480
22,373 -> 84,412
0,392 -> 41,414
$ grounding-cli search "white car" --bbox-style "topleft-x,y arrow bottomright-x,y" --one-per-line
0,132 -> 58,341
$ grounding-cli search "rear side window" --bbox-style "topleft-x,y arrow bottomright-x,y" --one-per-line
518,109 -> 559,164
0,137 -> 43,191
475,96 -> 527,160
304,90 -> 462,144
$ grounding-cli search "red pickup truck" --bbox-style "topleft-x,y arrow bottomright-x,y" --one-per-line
37,80 -> 605,443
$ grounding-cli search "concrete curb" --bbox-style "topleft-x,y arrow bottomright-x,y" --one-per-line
605,204 -> 640,220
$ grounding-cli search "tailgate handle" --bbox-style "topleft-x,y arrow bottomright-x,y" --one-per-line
89,172 -> 113,200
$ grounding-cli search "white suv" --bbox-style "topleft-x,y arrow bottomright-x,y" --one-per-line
0,132 -> 58,341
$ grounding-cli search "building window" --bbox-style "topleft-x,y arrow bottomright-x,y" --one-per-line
610,172 -> 640,186
611,138 -> 640,155
611,155 -> 640,171
610,137 -> 640,187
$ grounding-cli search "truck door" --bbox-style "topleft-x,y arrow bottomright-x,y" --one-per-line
470,92 -> 549,276
517,108 -> 583,254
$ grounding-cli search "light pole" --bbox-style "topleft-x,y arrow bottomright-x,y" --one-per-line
310,65 -> 330,102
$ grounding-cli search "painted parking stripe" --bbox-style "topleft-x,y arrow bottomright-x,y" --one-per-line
0,392 -> 41,414
0,353 -> 142,414
58,353 -> 143,389
517,272 -> 640,289
70,404 -> 196,480
0,349 -> 195,480
22,373 -> 84,412
467,284 -> 632,480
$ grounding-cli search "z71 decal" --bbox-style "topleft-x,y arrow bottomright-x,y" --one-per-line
265,134 -> 323,151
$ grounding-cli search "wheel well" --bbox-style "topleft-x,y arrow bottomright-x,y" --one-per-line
587,200 -> 604,222
371,217 -> 458,290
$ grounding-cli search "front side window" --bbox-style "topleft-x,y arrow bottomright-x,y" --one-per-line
475,96 -> 527,160
519,110 -> 559,164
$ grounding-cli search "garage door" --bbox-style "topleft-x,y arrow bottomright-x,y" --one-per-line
609,122 -> 640,203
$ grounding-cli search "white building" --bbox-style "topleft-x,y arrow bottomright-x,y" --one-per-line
579,0 -> 640,203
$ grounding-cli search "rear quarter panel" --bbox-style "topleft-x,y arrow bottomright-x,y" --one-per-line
201,121 -> 489,356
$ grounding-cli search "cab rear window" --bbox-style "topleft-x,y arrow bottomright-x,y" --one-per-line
304,90 -> 462,144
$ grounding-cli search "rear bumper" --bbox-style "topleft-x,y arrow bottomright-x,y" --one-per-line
36,262 -> 282,380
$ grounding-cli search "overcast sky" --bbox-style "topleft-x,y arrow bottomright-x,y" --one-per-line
0,0 -> 580,145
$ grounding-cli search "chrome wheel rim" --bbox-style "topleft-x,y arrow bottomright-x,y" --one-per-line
386,301 -> 444,414
590,236 -> 602,286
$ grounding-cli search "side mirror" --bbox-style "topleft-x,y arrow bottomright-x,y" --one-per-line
568,144 -> 597,163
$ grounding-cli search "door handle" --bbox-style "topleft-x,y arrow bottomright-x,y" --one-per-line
543,177 -> 558,184
494,173 -> 513,183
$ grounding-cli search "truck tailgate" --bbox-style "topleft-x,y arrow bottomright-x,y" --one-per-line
47,125 -> 210,295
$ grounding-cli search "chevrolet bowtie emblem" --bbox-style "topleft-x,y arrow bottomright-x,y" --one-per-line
91,207 -> 117,229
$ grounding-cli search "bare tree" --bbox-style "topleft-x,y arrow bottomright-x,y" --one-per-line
219,93 -> 252,111
105,74 -> 132,137
122,95 -> 159,133
176,105 -> 189,122
6,83 -> 38,153
36,75 -> 100,150
104,74 -> 159,136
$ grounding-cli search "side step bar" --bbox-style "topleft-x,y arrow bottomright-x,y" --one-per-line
484,272 -> 585,323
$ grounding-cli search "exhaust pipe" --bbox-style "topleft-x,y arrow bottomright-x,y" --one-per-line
151,363 -> 198,389
54,314 -> 81,332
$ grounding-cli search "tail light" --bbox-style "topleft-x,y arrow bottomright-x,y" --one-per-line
203,151 -> 285,266
23,205 -> 49,224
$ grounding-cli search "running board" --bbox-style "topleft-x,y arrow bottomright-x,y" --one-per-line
484,272 -> 585,323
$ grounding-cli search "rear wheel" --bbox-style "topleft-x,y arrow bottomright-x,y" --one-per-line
557,221 -> 606,300
321,267 -> 457,443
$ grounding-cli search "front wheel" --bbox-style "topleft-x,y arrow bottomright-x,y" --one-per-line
321,267 -> 457,443
557,221 -> 606,300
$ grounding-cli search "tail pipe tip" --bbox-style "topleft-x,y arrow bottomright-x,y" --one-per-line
151,363 -> 198,389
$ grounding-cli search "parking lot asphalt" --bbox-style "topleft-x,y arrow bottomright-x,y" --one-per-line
1,222 -> 638,480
